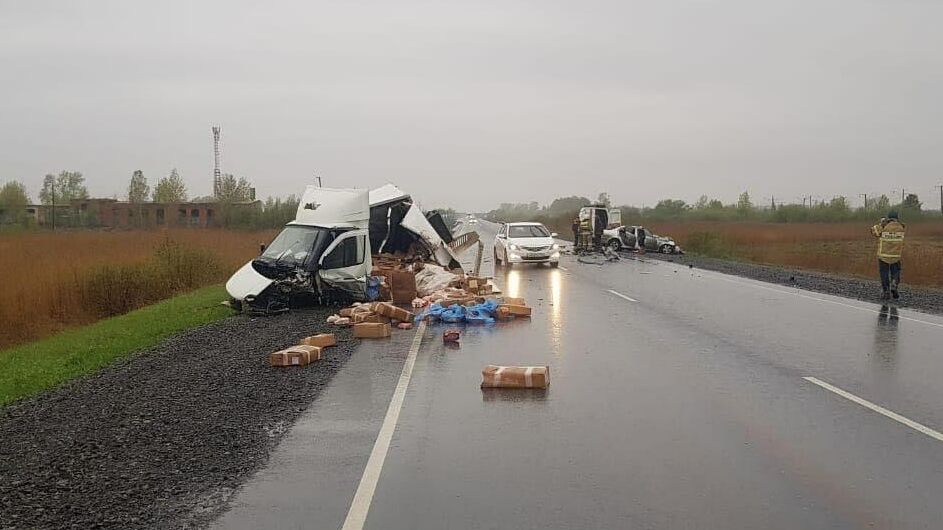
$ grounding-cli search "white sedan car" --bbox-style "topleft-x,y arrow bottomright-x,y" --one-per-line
494,222 -> 561,267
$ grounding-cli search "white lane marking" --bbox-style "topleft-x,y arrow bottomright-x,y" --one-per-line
557,266 -> 568,271
606,289 -> 638,303
341,321 -> 427,530
690,268 -> 943,330
804,377 -> 943,443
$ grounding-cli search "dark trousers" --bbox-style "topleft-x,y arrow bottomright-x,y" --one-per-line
879,260 -> 901,291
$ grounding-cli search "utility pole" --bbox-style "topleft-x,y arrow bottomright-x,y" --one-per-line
936,184 -> 943,217
212,126 -> 221,198
859,193 -> 868,210
317,174 -> 322,187
901,188 -> 905,204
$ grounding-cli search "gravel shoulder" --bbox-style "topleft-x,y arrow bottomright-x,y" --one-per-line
643,252 -> 943,316
0,307 -> 358,530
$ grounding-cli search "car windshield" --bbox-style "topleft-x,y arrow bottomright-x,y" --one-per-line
508,225 -> 551,238
260,225 -> 331,267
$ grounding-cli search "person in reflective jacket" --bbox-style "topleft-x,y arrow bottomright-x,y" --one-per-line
870,210 -> 906,300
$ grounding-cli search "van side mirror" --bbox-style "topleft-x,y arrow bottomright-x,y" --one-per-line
550,232 -> 558,238
496,234 -> 505,239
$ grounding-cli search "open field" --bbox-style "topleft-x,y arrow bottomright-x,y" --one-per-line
647,221 -> 943,288
0,229 -> 275,349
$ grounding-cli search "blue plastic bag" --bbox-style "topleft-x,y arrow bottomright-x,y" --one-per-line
366,276 -> 382,301
440,304 -> 467,323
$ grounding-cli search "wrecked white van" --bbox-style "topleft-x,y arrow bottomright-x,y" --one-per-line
226,184 -> 462,311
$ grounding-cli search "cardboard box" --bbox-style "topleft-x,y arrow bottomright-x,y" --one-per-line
270,345 -> 322,367
391,269 -> 418,304
503,297 -> 526,306
339,307 -> 354,318
499,304 -> 531,317
495,306 -> 513,321
353,322 -> 392,338
373,302 -> 415,322
353,312 -> 390,324
300,333 -> 336,348
481,365 -> 549,389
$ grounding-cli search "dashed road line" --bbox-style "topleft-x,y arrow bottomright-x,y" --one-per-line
804,376 -> 943,443
606,289 -> 638,303
341,321 -> 427,530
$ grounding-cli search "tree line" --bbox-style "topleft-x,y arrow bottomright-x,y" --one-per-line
0,169 -> 298,229
485,191 -> 939,236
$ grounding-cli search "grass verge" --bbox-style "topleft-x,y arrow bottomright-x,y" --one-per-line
0,284 -> 231,407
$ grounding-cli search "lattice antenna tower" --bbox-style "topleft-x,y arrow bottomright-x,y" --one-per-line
212,126 -> 221,198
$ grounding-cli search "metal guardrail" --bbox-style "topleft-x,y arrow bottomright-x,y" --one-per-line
448,231 -> 484,276
448,231 -> 480,254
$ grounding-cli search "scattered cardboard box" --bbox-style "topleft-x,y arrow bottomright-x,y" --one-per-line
481,365 -> 550,389
373,302 -> 415,322
391,269 -> 418,304
353,322 -> 392,338
353,312 -> 391,324
499,304 -> 531,317
502,297 -> 526,306
301,334 -> 336,348
270,345 -> 322,367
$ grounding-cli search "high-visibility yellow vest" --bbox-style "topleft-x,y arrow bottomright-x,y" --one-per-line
871,220 -> 905,263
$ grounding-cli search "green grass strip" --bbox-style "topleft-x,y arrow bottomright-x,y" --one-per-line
0,284 -> 231,406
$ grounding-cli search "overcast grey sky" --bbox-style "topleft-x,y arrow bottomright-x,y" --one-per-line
2,0 -> 942,211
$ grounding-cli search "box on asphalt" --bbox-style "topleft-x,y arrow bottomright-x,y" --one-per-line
270,345 -> 322,367
353,312 -> 391,324
353,322 -> 392,338
481,365 -> 549,389
391,269 -> 418,304
502,297 -> 526,306
373,302 -> 415,322
300,334 -> 336,348
498,304 -> 531,317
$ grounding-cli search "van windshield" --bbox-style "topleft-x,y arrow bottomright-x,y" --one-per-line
508,225 -> 551,238
259,225 -> 332,268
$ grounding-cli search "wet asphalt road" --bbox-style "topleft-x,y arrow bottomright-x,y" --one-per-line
217,219 -> 943,530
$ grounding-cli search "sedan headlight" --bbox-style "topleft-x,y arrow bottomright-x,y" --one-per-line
509,244 -> 519,250
551,243 -> 559,250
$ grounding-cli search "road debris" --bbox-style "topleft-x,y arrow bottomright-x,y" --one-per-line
300,333 -> 337,348
481,365 -> 550,389
443,329 -> 462,343
270,345 -> 322,367
352,322 -> 392,338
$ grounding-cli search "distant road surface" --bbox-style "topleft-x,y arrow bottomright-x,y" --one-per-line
216,219 -> 943,530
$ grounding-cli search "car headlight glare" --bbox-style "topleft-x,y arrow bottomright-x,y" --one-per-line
552,243 -> 559,250
509,244 -> 518,250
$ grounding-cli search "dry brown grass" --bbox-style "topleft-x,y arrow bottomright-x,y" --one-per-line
0,229 -> 275,349
649,221 -> 943,288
